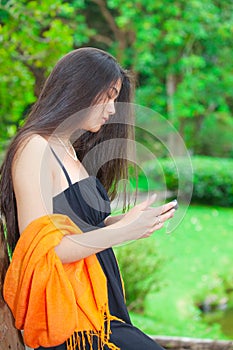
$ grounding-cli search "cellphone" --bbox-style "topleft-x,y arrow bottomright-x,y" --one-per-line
163,200 -> 178,214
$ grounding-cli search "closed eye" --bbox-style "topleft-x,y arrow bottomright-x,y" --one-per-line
107,86 -> 119,101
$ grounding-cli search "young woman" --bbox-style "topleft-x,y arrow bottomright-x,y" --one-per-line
0,48 -> 176,350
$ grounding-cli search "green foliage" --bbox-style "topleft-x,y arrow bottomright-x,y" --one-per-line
195,114 -> 233,157
0,0 -> 90,148
191,157 -> 233,206
115,205 -> 233,339
144,156 -> 233,206
114,238 -> 163,313
1,0 -> 233,158
105,0 -> 233,157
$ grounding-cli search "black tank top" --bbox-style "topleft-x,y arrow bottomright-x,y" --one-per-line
51,148 -> 131,323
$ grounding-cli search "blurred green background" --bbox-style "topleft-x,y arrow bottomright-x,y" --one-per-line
0,0 -> 233,340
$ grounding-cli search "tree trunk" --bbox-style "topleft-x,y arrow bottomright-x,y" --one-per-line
0,241 -> 25,349
166,73 -> 186,156
0,296 -> 25,350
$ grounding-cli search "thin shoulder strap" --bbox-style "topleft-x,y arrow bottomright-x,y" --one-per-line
49,147 -> 72,186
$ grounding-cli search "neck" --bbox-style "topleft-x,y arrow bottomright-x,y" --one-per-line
57,135 -> 71,144
55,135 -> 78,161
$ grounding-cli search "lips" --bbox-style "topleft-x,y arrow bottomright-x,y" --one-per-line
102,117 -> 109,124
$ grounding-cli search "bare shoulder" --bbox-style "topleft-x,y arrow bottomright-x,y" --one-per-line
11,134 -> 53,189
12,134 -> 50,171
15,134 -> 49,158
12,134 -> 53,232
25,134 -> 48,147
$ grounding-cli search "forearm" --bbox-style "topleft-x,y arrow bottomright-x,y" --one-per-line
104,213 -> 125,226
54,221 -> 129,263
55,198 -> 177,264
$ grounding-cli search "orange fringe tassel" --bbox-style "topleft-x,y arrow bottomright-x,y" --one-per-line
66,310 -> 123,350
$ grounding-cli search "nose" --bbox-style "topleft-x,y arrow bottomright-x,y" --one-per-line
106,100 -> 115,115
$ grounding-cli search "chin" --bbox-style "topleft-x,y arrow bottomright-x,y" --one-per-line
88,124 -> 102,133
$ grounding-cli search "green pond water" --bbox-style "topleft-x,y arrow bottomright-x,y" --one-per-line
203,306 -> 233,339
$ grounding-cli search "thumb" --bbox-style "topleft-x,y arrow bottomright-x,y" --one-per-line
140,193 -> 157,210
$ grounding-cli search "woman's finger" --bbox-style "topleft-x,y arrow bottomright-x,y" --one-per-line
158,200 -> 177,216
138,193 -> 157,210
152,208 -> 175,231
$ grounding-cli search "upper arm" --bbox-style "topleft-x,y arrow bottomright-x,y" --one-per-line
12,135 -> 53,233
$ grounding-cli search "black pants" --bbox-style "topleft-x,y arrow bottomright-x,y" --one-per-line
36,321 -> 164,350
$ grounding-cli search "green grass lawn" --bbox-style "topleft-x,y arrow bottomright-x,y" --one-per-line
114,204 -> 233,340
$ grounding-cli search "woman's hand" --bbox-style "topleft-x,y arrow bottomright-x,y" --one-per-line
114,194 -> 177,242
55,195 -> 177,263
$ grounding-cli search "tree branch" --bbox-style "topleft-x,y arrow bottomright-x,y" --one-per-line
91,0 -> 119,39
15,47 -> 46,97
92,34 -> 113,46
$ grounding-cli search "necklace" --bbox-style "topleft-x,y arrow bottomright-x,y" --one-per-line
56,136 -> 78,161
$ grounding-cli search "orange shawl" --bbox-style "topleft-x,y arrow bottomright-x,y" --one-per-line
3,214 -> 122,349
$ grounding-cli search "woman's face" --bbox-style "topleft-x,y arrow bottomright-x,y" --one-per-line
83,79 -> 122,133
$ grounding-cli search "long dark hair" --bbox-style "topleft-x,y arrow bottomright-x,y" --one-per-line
0,47 -> 135,287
